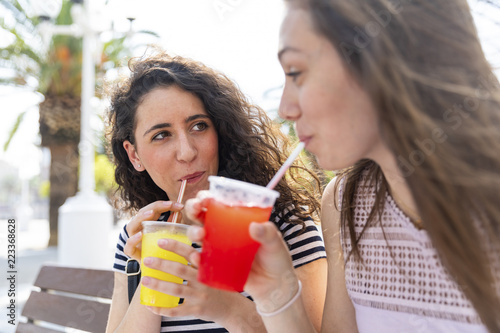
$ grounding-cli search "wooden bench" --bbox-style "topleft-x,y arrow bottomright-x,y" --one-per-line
16,265 -> 115,333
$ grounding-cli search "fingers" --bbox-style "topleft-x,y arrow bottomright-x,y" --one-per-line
157,238 -> 197,262
141,257 -> 200,313
189,251 -> 201,269
245,222 -> 296,299
143,238 -> 199,281
127,201 -> 184,236
124,200 -> 184,260
184,191 -> 211,225
126,209 -> 154,236
187,225 -> 205,243
186,226 -> 203,268
142,265 -> 226,320
184,198 -> 202,225
249,221 -> 284,252
143,256 -> 197,282
141,275 -> 188,299
123,231 -> 142,260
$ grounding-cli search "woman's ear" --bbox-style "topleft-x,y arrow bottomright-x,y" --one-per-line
123,140 -> 145,172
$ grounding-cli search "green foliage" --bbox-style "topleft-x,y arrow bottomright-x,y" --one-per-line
36,154 -> 117,198
95,153 -> 117,195
0,0 -> 45,89
0,0 -> 158,166
38,180 -> 50,199
0,0 -> 158,96
3,111 -> 25,151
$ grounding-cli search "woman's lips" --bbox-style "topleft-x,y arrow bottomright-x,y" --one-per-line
298,135 -> 312,148
181,171 -> 205,184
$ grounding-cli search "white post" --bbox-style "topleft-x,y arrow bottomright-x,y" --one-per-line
15,176 -> 33,232
58,0 -> 113,269
79,21 -> 96,196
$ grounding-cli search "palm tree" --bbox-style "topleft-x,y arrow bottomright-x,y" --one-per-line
0,0 -> 157,245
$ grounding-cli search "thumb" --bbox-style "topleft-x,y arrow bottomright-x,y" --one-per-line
189,251 -> 201,268
249,222 -> 283,251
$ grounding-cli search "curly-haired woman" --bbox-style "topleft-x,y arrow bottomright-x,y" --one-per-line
104,50 -> 327,333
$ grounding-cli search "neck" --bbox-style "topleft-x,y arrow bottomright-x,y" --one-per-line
370,147 -> 419,218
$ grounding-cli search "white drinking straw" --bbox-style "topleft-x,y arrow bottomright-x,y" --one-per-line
266,142 -> 305,190
171,179 -> 187,223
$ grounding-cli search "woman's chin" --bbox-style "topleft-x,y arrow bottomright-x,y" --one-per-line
316,155 -> 353,172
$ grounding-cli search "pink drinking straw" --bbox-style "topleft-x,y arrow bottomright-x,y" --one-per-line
266,142 -> 305,190
171,179 -> 187,223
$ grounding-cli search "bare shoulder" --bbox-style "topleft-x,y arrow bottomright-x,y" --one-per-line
321,177 -> 341,239
320,176 -> 358,333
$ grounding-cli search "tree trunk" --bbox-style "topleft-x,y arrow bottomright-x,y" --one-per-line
39,96 -> 81,246
47,144 -> 79,246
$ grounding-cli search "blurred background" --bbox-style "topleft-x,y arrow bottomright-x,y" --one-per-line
0,0 -> 287,246
0,1 -> 289,331
0,0 -> 499,331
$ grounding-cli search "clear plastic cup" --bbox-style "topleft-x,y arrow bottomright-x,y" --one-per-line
197,176 -> 280,292
140,221 -> 191,307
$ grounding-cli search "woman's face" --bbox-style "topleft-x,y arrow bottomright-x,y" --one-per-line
278,8 -> 385,170
124,85 -> 219,203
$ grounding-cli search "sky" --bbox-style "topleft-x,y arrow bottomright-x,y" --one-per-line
0,0 -> 499,181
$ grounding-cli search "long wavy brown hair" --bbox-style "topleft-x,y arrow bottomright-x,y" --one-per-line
106,50 -> 321,226
287,0 -> 500,330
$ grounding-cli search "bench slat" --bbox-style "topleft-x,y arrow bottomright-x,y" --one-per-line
16,322 -> 63,333
21,291 -> 110,333
33,265 -> 114,298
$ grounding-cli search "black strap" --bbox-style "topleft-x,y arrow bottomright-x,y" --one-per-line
126,259 -> 141,303
124,214 -> 168,304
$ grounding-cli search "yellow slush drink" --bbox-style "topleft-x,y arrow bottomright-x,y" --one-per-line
140,222 -> 191,307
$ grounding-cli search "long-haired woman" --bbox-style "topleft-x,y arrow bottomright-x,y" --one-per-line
187,1 -> 500,332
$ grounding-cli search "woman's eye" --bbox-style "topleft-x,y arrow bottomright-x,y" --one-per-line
192,121 -> 209,131
285,67 -> 302,82
152,131 -> 170,141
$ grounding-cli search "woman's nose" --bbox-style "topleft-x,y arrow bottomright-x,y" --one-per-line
278,85 -> 301,121
176,134 -> 197,163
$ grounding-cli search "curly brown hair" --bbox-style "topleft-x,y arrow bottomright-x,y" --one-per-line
106,50 -> 321,225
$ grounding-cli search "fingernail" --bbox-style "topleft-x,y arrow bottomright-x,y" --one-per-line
173,202 -> 184,209
162,201 -> 172,206
254,223 -> 265,237
133,231 -> 142,239
158,239 -> 168,247
143,210 -> 153,216
144,257 -> 153,265
142,276 -> 151,285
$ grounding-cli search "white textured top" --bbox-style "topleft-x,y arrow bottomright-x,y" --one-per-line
339,176 -> 489,333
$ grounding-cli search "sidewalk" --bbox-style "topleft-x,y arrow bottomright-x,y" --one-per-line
0,218 -> 125,333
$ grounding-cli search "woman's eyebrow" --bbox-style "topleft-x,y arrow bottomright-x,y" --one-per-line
278,46 -> 303,62
185,114 -> 210,123
143,114 -> 210,137
143,123 -> 170,137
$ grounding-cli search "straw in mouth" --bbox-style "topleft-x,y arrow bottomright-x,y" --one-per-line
171,179 -> 188,223
266,142 -> 305,190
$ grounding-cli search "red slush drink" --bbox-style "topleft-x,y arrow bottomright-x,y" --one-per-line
197,176 -> 279,292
